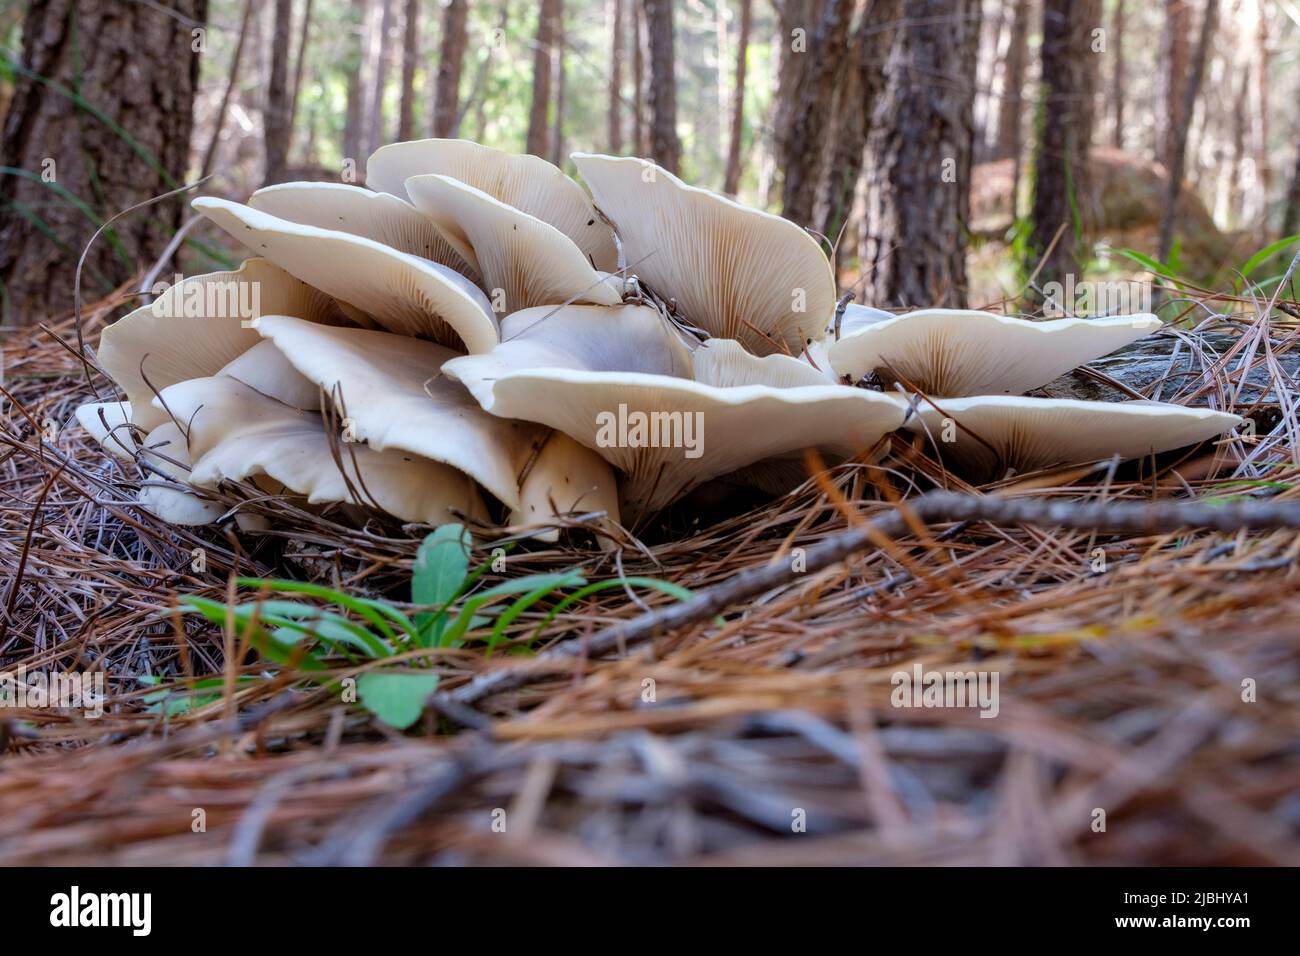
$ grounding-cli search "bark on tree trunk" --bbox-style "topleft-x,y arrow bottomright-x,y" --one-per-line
288,0 -> 315,147
722,0 -> 753,195
263,0 -> 293,185
633,0 -> 646,155
526,0 -> 559,157
769,0 -> 823,206
815,0 -> 902,262
202,0 -> 255,179
431,0 -> 468,138
342,0 -> 368,167
1282,148 -> 1300,237
0,0 -> 207,323
396,0 -> 420,142
1157,0 -> 1218,262
1027,0 -> 1100,295
859,0 -> 980,308
994,0 -> 1030,161
608,0 -> 624,153
642,0 -> 681,173
1111,0 -> 1125,149
366,0 -> 395,155
550,3 -> 567,168
1155,0 -> 1189,171
779,0 -> 853,228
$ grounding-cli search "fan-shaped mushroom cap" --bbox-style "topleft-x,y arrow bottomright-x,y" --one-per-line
217,339 -> 321,410
136,422 -> 226,525
75,401 -> 138,459
827,309 -> 1162,395
901,394 -> 1241,480
444,304 -> 693,414
193,197 -> 499,353
97,259 -> 342,431
570,152 -> 836,356
444,303 -> 907,516
366,138 -> 617,271
405,174 -> 623,313
248,181 -> 477,280
155,375 -> 488,525
805,303 -> 894,377
252,315 -> 608,519
512,431 -> 622,542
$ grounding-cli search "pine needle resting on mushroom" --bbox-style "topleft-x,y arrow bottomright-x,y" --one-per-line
76,139 -> 1242,541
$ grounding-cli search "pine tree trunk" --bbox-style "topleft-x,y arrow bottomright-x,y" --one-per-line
202,0 -> 255,179
1155,0 -> 1189,171
396,0 -> 420,142
1282,148 -> 1300,237
722,0 -> 752,195
633,0 -> 646,155
608,0 -> 624,153
1111,0 -> 1125,148
994,0 -> 1030,161
366,0 -> 395,154
431,0 -> 468,138
550,2 -> 567,168
859,0 -> 980,308
1157,0 -> 1218,261
643,0 -> 680,173
769,0 -> 823,206
0,0 -> 207,323
526,0 -> 559,157
263,0 -> 293,185
779,0 -> 853,228
815,0 -> 902,259
342,0 -> 368,167
1027,0 -> 1100,294
288,0 -> 315,147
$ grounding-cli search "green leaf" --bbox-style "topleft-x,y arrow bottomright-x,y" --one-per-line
357,671 -> 441,730
1240,234 -> 1300,280
235,577 -> 415,642
1115,248 -> 1175,281
439,572 -> 586,647
531,577 -> 694,642
412,525 -> 472,645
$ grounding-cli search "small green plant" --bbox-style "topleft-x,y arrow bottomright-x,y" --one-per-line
178,524 -> 690,729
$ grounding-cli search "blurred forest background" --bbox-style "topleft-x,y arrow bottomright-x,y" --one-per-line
1,0 -> 1298,326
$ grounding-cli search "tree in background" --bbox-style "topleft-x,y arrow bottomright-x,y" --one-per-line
1157,0 -> 1219,261
342,0 -> 368,167
396,0 -> 420,142
431,0 -> 468,138
722,0 -> 751,195
607,0 -> 624,153
815,0 -> 900,265
1155,0 -> 1189,172
1027,0 -> 1099,296
0,0 -> 207,322
643,0 -> 680,173
550,2 -> 567,168
859,0 -> 981,307
778,0 -> 853,229
263,0 -> 294,185
527,0 -> 559,157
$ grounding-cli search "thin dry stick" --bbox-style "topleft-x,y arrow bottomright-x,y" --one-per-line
442,490 -> 1300,710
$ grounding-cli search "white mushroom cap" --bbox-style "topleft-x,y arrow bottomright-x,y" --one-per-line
444,303 -> 907,517
570,152 -> 837,356
511,431 -> 622,543
901,394 -> 1242,480
136,422 -> 226,525
405,173 -> 623,313
192,196 -> 499,353
366,138 -> 617,271
251,314 -> 613,523
805,303 -> 894,378
827,309 -> 1163,395
75,401 -> 138,459
155,375 -> 488,525
217,339 -> 321,410
97,259 -> 342,431
248,181 -> 478,281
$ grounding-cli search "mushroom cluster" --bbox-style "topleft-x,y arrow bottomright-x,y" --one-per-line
76,139 -> 1242,539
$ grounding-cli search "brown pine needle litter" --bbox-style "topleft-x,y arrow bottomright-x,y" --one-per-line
2,288 -> 1299,866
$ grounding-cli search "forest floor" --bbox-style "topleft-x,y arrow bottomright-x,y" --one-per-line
1,286 -> 1299,866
